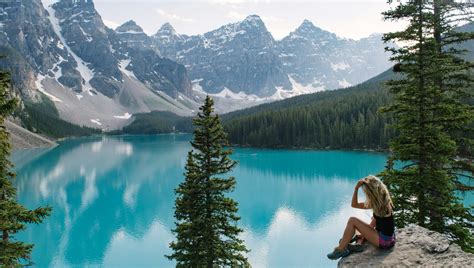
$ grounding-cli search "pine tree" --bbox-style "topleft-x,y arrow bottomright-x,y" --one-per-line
381,0 -> 473,252
0,69 -> 52,265
167,96 -> 249,267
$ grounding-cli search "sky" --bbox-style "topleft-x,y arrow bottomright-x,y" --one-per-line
43,0 -> 405,40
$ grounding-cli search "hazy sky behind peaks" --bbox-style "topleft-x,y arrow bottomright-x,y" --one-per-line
43,0 -> 405,40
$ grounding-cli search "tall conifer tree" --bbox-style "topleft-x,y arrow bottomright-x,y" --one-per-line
167,96 -> 249,267
381,0 -> 473,252
0,69 -> 52,265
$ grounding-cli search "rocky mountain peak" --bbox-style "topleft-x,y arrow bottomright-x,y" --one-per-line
156,22 -> 178,36
300,19 -> 315,28
240,14 -> 266,29
116,20 -> 144,34
153,22 -> 183,45
55,0 -> 95,9
294,19 -> 329,37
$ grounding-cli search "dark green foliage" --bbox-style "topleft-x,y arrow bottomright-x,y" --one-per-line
18,96 -> 100,139
111,111 -> 193,135
0,68 -> 52,266
223,71 -> 397,150
167,96 -> 249,267
380,0 -> 473,252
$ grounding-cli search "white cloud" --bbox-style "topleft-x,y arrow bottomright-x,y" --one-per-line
156,8 -> 195,23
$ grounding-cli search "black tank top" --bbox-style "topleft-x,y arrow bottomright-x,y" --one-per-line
373,213 -> 394,236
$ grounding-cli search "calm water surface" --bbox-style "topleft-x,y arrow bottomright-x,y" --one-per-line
12,135 -> 472,268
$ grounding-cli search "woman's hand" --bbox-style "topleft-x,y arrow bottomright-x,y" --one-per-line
355,179 -> 365,189
352,179 -> 367,209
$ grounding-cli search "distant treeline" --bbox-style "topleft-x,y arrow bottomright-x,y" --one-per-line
109,70 -> 399,150
111,111 -> 194,135
222,70 -> 397,150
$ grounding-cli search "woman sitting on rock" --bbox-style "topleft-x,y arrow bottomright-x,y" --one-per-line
327,175 -> 396,260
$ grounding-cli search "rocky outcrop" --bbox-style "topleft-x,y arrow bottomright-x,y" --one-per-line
338,225 -> 474,268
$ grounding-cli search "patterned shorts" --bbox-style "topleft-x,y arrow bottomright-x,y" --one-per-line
378,232 -> 396,249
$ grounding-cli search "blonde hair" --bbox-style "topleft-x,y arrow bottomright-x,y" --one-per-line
362,175 -> 393,217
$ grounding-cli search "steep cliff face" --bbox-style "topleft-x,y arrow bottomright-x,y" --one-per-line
338,225 -> 474,267
51,0 -> 122,97
0,0 -> 197,130
110,21 -> 193,98
154,15 -> 291,97
0,0 -> 81,97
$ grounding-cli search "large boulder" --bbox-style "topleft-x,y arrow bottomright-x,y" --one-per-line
338,224 -> 473,267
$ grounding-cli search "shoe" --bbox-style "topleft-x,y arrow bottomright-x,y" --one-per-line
339,234 -> 361,244
347,243 -> 364,253
327,247 -> 350,260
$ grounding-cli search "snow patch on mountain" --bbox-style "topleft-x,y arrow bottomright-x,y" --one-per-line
52,55 -> 65,80
90,119 -> 102,126
288,76 -> 325,95
35,75 -> 63,103
191,80 -> 207,95
46,6 -> 95,93
271,76 -> 325,100
211,88 -> 261,101
117,30 -> 143,35
338,79 -> 352,88
331,62 -> 350,71
114,113 -> 132,120
204,75 -> 325,104
119,59 -> 137,80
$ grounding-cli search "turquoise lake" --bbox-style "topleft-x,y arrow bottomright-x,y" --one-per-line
11,135 -> 473,268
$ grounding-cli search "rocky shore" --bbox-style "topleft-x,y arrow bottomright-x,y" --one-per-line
6,120 -> 57,150
338,224 -> 473,267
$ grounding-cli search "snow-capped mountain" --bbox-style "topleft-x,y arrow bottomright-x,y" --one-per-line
0,0 -> 198,130
0,0 -> 394,131
154,15 -> 291,97
154,15 -> 393,98
278,20 -> 390,90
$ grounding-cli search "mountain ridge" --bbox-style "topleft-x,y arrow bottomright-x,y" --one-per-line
153,14 -> 393,97
0,0 -> 394,134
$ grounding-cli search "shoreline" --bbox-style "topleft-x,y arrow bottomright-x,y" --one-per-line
14,130 -> 388,154
228,143 -> 389,153
6,120 -> 58,151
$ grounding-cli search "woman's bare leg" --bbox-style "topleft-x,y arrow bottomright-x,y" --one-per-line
337,217 -> 379,250
357,217 -> 376,245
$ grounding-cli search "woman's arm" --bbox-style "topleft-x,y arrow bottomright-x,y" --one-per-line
351,179 -> 369,209
370,217 -> 376,228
